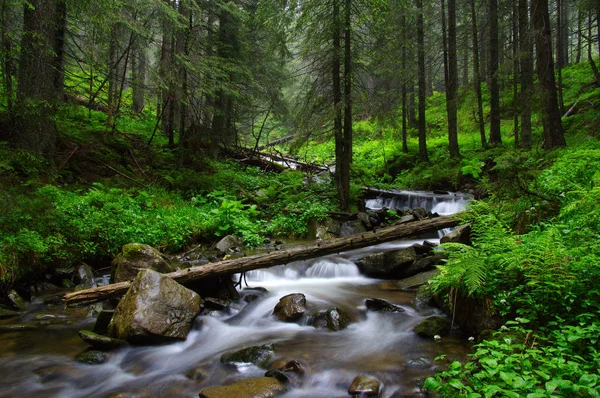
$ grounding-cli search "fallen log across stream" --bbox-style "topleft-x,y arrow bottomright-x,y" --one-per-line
64,215 -> 459,306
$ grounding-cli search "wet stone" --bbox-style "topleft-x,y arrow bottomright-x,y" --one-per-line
199,377 -> 287,398
220,344 -> 275,368
365,298 -> 405,313
273,293 -> 306,322
79,330 -> 128,350
313,307 -> 351,331
75,350 -> 108,365
7,289 -> 27,311
203,297 -> 231,311
186,367 -> 208,381
348,374 -> 382,397
414,316 -> 452,338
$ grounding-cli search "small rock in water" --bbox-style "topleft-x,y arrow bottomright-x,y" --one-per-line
243,294 -> 260,303
75,349 -> 108,365
348,374 -> 382,397
78,330 -> 127,350
273,293 -> 306,322
75,263 -> 96,286
265,359 -> 307,387
365,298 -> 405,313
220,344 -> 275,368
414,316 -> 452,338
7,289 -> 27,311
313,307 -> 351,331
186,367 -> 208,381
199,377 -> 287,398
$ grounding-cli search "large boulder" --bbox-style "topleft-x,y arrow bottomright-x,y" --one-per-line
75,263 -> 96,286
356,247 -> 418,278
107,269 -> 200,345
273,293 -> 306,322
220,344 -> 274,368
313,307 -> 351,331
111,243 -> 173,283
440,224 -> 472,245
199,377 -> 287,398
215,235 -> 245,256
414,316 -> 452,338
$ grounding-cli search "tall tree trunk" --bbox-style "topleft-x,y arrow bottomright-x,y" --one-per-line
14,0 -> 66,156
489,0 -> 502,145
513,0 -> 520,147
341,0 -> 352,211
333,0 -> 345,209
447,0 -> 460,157
442,0 -> 449,94
132,39 -> 146,114
519,0 -> 533,149
576,7 -> 582,64
160,1 -> 174,147
587,9 -> 600,85
401,15 -> 408,153
556,0 -> 565,114
471,0 -> 487,149
0,1 -> 15,112
417,0 -> 429,162
532,0 -> 566,149
462,50 -> 469,86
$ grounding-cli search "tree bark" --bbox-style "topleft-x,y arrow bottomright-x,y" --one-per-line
471,0 -> 487,149
489,0 -> 502,145
341,0 -> 353,211
519,0 -> 533,149
333,0 -> 346,210
513,0 -> 520,147
64,215 -> 461,305
132,38 -> 146,114
416,0 -> 429,162
447,0 -> 460,157
556,0 -> 565,114
532,0 -> 566,149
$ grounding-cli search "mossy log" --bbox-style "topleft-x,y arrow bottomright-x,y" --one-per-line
64,215 -> 459,306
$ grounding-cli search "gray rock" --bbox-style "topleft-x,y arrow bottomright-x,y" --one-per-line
365,298 -> 405,313
75,263 -> 96,286
199,377 -> 287,398
348,374 -> 382,397
108,269 -> 200,345
75,350 -> 107,365
312,217 -> 342,240
220,344 -> 274,368
313,307 -> 351,331
7,289 -> 27,311
412,207 -> 428,220
356,247 -> 418,278
215,235 -> 245,256
440,224 -> 472,245
340,220 -> 368,237
79,330 -> 127,350
400,253 -> 448,278
273,293 -> 306,322
111,243 -> 173,283
398,269 -> 441,290
414,316 -> 452,338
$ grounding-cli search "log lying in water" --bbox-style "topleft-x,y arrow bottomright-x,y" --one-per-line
64,215 -> 459,306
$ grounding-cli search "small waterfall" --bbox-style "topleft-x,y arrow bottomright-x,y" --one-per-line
366,189 -> 471,213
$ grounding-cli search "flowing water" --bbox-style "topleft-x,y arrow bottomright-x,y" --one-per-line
0,192 -> 471,398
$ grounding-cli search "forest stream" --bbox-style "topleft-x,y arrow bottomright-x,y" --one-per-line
0,191 -> 471,398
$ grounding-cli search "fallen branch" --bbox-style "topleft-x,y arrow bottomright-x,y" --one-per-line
64,215 -> 459,305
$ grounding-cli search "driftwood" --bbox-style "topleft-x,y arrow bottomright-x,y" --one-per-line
64,215 -> 459,305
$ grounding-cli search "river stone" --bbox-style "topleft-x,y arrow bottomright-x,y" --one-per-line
440,224 -> 472,245
220,344 -> 274,368
348,374 -> 382,397
414,316 -> 452,338
75,263 -> 95,285
7,289 -> 27,310
273,293 -> 306,322
312,217 -> 342,240
215,235 -> 246,256
398,269 -> 441,290
199,377 -> 287,398
75,350 -> 108,365
356,247 -> 418,278
111,243 -> 173,283
365,298 -> 405,313
340,220 -> 368,237
79,330 -> 127,350
107,269 -> 200,345
313,307 -> 351,331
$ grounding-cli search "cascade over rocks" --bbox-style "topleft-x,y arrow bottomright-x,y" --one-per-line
111,243 -> 174,283
273,293 -> 306,322
199,377 -> 287,398
107,269 -> 200,345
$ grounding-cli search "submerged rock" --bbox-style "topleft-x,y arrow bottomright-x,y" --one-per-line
365,298 -> 405,313
414,316 -> 452,338
108,269 -> 200,345
313,307 -> 351,331
348,374 -> 382,397
220,344 -> 274,368
75,350 -> 108,365
199,377 -> 287,398
273,293 -> 306,322
79,330 -> 127,350
111,243 -> 173,283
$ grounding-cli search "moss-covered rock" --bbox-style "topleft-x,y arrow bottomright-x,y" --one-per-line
111,243 -> 173,283
199,377 -> 287,398
78,330 -> 127,350
414,316 -> 452,338
75,350 -> 108,365
220,344 -> 274,368
107,269 -> 200,345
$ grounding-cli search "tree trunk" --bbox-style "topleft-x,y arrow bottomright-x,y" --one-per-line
132,39 -> 146,114
532,0 -> 566,149
14,0 -> 66,156
471,0 -> 487,149
489,0 -> 502,145
513,0 -> 520,147
401,13 -> 409,153
332,0 -> 345,210
341,0 -> 352,210
556,0 -> 565,114
64,215 -> 461,306
0,1 -> 16,112
417,0 -> 429,162
587,9 -> 600,85
447,0 -> 460,157
519,0 -> 533,149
